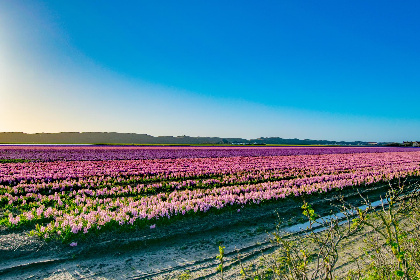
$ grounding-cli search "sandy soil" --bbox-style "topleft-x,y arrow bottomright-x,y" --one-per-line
0,182 -> 398,279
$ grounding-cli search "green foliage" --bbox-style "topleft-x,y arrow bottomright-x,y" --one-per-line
177,270 -> 192,280
216,245 -> 225,279
301,202 -> 319,221
0,159 -> 29,163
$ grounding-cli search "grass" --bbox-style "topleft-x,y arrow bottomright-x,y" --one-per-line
0,159 -> 30,163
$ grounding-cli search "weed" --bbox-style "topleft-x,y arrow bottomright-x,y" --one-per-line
219,179 -> 420,280
177,270 -> 192,280
216,245 -> 225,279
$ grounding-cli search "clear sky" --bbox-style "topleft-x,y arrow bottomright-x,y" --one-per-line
1,1 -> 419,142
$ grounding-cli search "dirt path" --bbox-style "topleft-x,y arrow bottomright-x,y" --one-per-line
0,182 -> 399,279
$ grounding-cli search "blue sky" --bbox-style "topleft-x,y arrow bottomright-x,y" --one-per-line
1,1 -> 419,142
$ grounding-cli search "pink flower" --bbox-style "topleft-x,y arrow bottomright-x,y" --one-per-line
70,242 -> 77,247
150,224 -> 156,229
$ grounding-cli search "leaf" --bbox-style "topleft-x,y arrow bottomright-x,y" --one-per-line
394,270 -> 404,277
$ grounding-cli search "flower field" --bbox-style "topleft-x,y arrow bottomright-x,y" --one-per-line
1,145 -> 419,241
0,145 -> 417,161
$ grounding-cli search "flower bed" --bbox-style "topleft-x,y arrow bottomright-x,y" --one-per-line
1,146 -> 419,241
